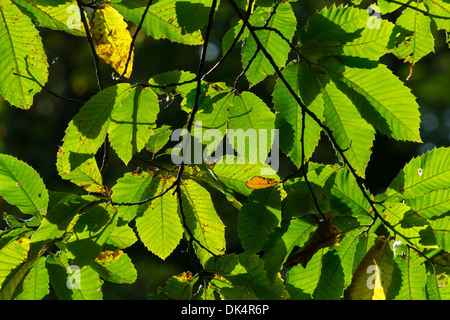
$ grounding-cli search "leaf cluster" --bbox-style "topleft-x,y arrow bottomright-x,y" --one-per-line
0,0 -> 449,300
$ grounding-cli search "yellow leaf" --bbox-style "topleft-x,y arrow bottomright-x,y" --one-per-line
89,5 -> 134,78
245,176 -> 279,189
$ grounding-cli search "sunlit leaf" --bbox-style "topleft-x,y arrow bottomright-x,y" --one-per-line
0,0 -> 49,109
90,5 -> 134,78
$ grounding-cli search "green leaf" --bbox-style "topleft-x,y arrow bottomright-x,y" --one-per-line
377,0 -> 404,13
62,83 -> 133,155
11,0 -> 84,36
329,168 -> 373,224
386,147 -> 450,199
14,256 -> 49,300
148,272 -> 196,300
0,0 -> 49,109
300,4 -> 394,61
238,186 -> 281,254
286,248 -> 327,300
0,154 -> 48,218
208,253 -> 287,300
381,202 -> 438,249
405,189 -> 450,220
30,194 -> 91,244
315,73 -> 376,177
105,224 -> 138,249
66,203 -> 118,267
46,251 -> 103,300
148,70 -> 196,96
108,86 -> 159,164
111,170 -> 155,222
388,2 -> 435,70
315,248 -> 345,300
145,125 -> 172,154
424,0 -> 450,34
334,229 -> 366,289
56,146 -> 105,194
210,156 -> 279,196
92,250 -> 137,284
241,2 -> 296,86
113,0 -> 204,45
425,264 -> 450,300
181,178 -> 226,263
62,83 -> 159,165
272,60 -> 323,168
429,217 -> 450,251
320,57 -> 422,142
228,91 -> 275,163
0,238 -> 30,290
135,175 -> 183,260
283,163 -> 339,218
387,248 -> 427,300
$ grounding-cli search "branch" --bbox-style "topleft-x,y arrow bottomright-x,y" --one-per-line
227,0 -> 383,222
201,0 -> 254,81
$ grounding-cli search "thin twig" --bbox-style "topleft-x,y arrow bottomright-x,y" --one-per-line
76,0 -> 104,91
233,1 -> 281,88
201,0 -> 255,81
12,72 -> 85,104
300,108 -> 324,218
118,0 -> 153,80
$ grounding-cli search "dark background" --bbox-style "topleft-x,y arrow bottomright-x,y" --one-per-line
0,0 -> 448,299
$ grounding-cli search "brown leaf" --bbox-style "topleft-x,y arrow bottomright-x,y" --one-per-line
245,176 -> 279,189
284,220 -> 340,268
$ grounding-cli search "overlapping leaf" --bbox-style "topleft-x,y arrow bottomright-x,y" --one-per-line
240,2 -> 297,86
386,147 -> 450,199
300,4 -> 394,61
46,251 -> 103,300
272,60 -> 323,168
61,83 -> 159,168
387,248 -> 428,300
319,57 -> 422,143
348,236 -> 394,300
180,179 -> 226,263
92,250 -> 137,284
388,2 -> 435,75
66,203 -> 118,267
238,186 -> 281,254
113,0 -> 204,45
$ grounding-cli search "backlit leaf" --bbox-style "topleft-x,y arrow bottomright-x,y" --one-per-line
348,236 -> 394,300
135,175 -> 183,260
90,5 -> 134,78
0,0 -> 49,109
0,154 -> 48,218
